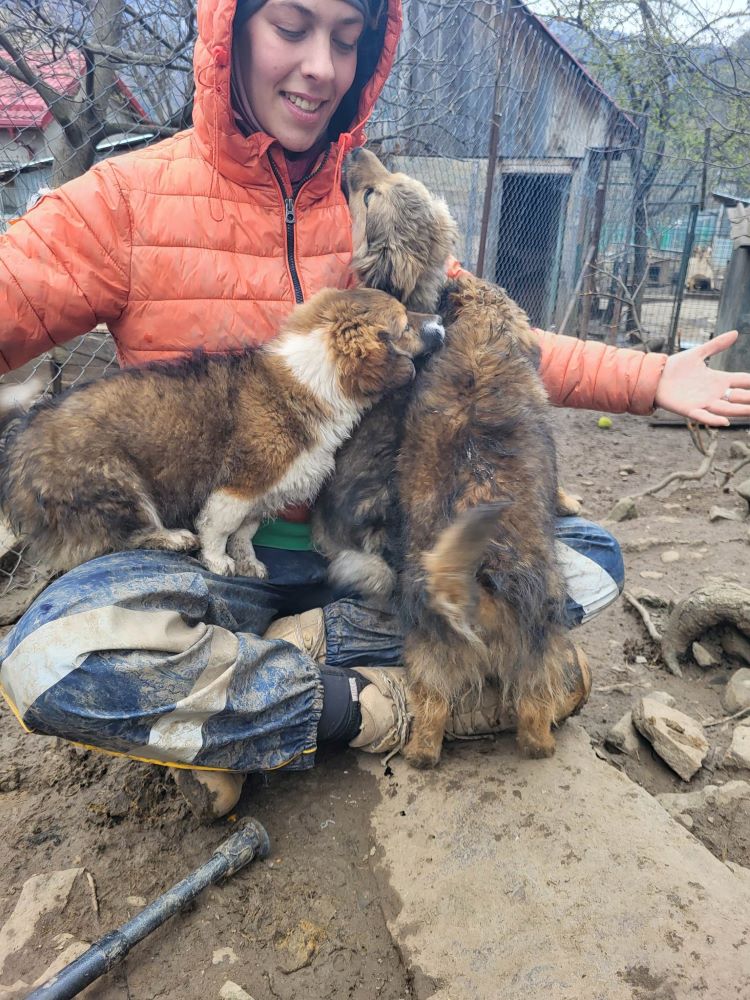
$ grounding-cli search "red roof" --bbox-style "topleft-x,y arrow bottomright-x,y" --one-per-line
0,49 -> 147,131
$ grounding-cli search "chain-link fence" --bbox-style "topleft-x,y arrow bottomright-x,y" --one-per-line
0,0 -> 745,611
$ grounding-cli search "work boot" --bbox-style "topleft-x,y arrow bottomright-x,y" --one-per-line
349,667 -> 412,754
263,608 -> 326,663
170,768 -> 245,822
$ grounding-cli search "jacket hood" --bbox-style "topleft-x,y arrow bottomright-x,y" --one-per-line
192,0 -> 402,184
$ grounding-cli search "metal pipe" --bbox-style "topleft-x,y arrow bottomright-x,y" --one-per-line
27,817 -> 270,1000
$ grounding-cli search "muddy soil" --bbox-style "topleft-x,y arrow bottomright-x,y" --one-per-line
0,406 -> 748,999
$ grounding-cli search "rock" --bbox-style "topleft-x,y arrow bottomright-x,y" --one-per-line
729,442 -> 750,459
649,690 -> 677,708
725,725 -> 750,770
212,947 -> 238,966
639,570 -> 664,580
723,668 -> 750,713
0,868 -> 99,995
721,627 -> 750,665
709,506 -> 744,522
675,812 -> 693,830
607,496 -> 637,522
630,589 -> 669,607
692,641 -> 720,668
660,549 -> 680,564
126,896 -> 147,908
726,861 -> 750,886
605,712 -> 641,757
619,465 -> 636,475
632,698 -> 709,781
658,779 -> 750,819
634,655 -> 648,664
735,477 -> 750,503
220,983 -> 255,1000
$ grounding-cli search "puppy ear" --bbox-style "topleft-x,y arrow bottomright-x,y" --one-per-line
381,247 -> 423,302
388,352 -> 416,387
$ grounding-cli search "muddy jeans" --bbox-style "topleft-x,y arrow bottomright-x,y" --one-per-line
0,516 -> 623,774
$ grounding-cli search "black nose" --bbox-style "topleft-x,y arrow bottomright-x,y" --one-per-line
420,319 -> 445,353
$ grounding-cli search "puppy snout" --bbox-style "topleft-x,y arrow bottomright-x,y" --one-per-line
420,317 -> 445,353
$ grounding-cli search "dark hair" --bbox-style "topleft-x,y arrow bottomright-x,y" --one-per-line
233,0 -> 382,29
232,0 -> 388,140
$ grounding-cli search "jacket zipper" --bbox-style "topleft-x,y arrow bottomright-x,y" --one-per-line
268,147 -> 331,304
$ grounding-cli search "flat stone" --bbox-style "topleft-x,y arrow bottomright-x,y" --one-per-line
639,569 -> 664,580
607,496 -> 638,522
363,724 -> 750,999
605,711 -> 641,757
0,868 -> 102,998
658,779 -> 750,819
725,726 -> 750,770
219,983 -> 255,1000
212,947 -> 238,966
709,505 -> 744,522
693,641 -> 721,668
723,668 -> 750,713
660,549 -> 681,563
632,697 -> 709,781
649,690 -> 677,708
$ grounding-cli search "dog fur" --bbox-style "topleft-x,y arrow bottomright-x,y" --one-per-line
313,148 -> 589,766
0,287 -> 442,576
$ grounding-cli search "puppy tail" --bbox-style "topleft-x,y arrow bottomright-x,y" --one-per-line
421,502 -> 508,649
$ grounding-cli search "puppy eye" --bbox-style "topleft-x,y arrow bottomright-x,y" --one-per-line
363,188 -> 374,206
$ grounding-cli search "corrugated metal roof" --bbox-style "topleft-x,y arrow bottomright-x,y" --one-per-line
0,49 -> 147,131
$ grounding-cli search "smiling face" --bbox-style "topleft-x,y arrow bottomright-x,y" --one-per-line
236,0 -> 364,152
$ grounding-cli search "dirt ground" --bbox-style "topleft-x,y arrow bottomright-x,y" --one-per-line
1,405 -> 749,999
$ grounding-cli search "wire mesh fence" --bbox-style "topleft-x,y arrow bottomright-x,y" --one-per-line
0,0 -> 745,611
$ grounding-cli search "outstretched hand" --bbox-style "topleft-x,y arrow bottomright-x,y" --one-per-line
653,330 -> 750,427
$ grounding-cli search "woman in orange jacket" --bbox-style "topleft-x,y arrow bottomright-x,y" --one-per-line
1,0 -> 749,821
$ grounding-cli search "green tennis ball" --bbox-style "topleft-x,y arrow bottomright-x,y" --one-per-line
597,416 -> 613,429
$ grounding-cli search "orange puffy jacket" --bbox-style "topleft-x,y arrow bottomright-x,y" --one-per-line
0,0 -> 665,413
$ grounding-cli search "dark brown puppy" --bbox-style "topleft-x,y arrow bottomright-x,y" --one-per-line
0,288 -> 442,576
313,149 -> 588,765
397,275 -> 585,766
311,153 -> 458,599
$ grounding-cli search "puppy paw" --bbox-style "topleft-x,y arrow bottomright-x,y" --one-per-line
403,738 -> 442,770
234,557 -> 269,580
201,552 -> 236,576
517,733 -> 556,759
162,529 -> 200,552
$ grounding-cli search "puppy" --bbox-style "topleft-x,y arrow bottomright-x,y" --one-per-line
311,156 -> 459,599
313,148 -> 579,601
397,275 -> 586,766
0,288 -> 443,576
314,149 -> 588,765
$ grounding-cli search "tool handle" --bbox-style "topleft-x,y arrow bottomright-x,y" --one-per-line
26,818 -> 270,1000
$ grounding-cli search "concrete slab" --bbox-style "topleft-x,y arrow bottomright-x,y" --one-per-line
362,723 -> 750,1000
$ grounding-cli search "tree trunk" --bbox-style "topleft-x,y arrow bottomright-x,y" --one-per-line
627,196 -> 648,336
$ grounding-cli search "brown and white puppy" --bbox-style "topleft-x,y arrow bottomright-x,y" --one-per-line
0,288 -> 443,576
314,149 -> 588,765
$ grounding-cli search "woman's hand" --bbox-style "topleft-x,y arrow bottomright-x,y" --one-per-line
653,330 -> 750,426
